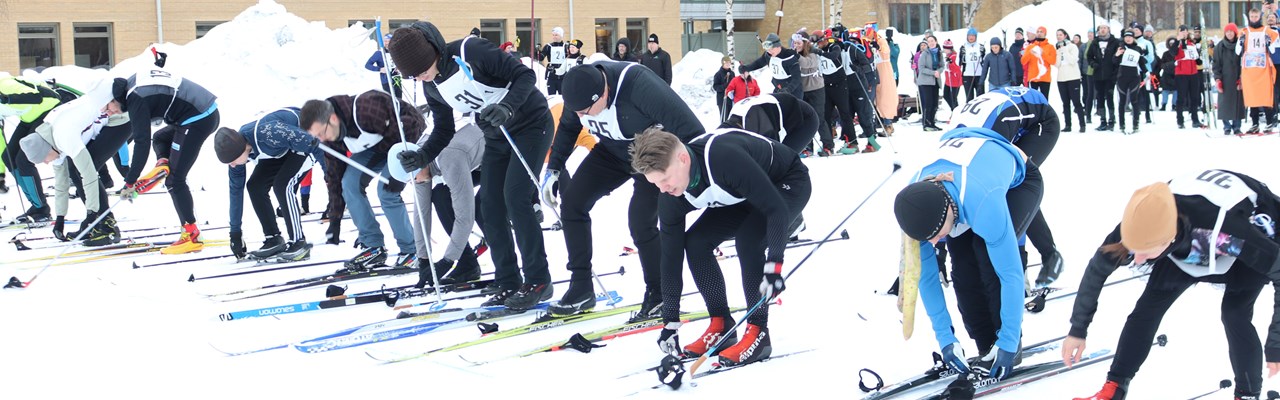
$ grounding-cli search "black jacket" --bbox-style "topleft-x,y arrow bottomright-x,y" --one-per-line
412,21 -> 550,165
1068,170 -> 1280,361
724,92 -> 819,153
712,67 -> 736,98
1116,41 -> 1148,84
547,61 -> 704,173
742,48 -> 802,96
613,37 -> 638,62
819,43 -> 846,87
1087,35 -> 1122,79
640,47 -> 674,84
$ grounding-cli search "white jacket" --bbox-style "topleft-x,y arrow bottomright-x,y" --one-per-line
1055,42 -> 1082,82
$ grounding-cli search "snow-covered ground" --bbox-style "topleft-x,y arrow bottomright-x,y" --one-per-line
1,1 -> 1277,399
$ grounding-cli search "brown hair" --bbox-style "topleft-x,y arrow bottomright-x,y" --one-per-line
629,127 -> 682,174
299,99 -> 335,131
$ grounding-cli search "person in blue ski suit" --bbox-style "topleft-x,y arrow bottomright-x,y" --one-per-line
893,126 -> 1043,383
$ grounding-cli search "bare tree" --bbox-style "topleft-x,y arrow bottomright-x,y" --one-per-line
963,0 -> 984,28
929,0 -> 941,33
835,0 -> 843,26
726,0 -> 736,58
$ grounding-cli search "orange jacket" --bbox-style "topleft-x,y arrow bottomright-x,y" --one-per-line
1020,39 -> 1057,84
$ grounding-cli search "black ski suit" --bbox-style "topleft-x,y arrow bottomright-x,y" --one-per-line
725,92 -> 820,153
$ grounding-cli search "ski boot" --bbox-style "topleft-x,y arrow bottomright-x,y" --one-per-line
682,315 -> 737,358
1073,379 -> 1129,400
161,223 -> 203,255
717,323 -> 772,366
549,279 -> 596,316
441,257 -> 481,284
15,205 -> 52,224
504,282 -> 552,311
343,244 -> 387,273
626,287 -> 663,323
839,141 -> 859,155
274,240 -> 311,262
1036,249 -> 1064,287
1248,124 -> 1261,135
480,286 -> 517,306
249,235 -> 286,260
82,214 -> 121,247
392,253 -> 417,269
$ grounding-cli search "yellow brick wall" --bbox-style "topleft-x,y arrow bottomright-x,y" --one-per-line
1,0 -> 683,74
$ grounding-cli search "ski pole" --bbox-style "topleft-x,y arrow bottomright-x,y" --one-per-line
687,161 -> 903,378
315,143 -> 390,185
1186,379 -> 1232,400
5,194 -> 129,289
376,18 -> 445,304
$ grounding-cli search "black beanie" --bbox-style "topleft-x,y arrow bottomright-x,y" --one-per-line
648,33 -> 659,44
562,65 -> 606,112
214,127 -> 249,164
470,27 -> 481,37
894,180 -> 954,241
111,77 -> 128,106
387,27 -> 439,79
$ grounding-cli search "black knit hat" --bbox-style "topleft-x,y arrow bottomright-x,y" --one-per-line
387,27 -> 439,79
894,180 -> 954,241
214,127 -> 248,164
111,77 -> 128,106
562,65 -> 606,112
648,33 -> 659,44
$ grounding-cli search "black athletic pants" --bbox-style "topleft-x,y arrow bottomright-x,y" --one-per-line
1106,263 -> 1266,396
1029,81 -> 1051,99
1175,74 -> 1203,125
430,180 -> 483,271
681,173 -> 811,326
963,75 -> 985,101
152,110 -> 219,225
803,88 -> 835,150
246,152 -> 309,241
919,84 -> 940,128
950,163 -> 1043,352
1094,78 -> 1116,124
560,142 -> 661,291
1057,80 -> 1084,129
824,83 -> 857,147
847,73 -> 878,136
1082,75 -> 1096,117
1118,78 -> 1142,130
480,118 -> 552,289
547,76 -> 563,96
943,86 -> 961,112
69,123 -> 131,215
2,113 -> 50,209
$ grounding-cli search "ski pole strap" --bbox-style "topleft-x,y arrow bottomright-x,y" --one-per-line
563,333 -> 605,353
858,368 -> 884,392
477,322 -> 499,334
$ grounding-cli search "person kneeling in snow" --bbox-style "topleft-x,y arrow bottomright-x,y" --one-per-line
644,126 -> 811,367
1067,171 -> 1280,400
893,126 -> 1043,386
215,107 -> 326,263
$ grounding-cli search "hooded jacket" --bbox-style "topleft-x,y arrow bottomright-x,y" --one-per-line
613,37 -> 638,62
1086,33 -> 1121,79
1020,38 -> 1057,84
981,38 -> 1019,87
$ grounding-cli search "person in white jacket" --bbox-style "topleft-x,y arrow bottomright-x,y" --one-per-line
1055,28 -> 1085,132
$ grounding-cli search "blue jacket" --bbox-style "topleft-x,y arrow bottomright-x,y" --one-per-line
980,48 -> 1019,88
365,51 -> 391,86
914,127 -> 1027,353
229,107 -> 326,234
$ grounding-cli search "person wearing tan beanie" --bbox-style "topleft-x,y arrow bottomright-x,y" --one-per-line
1067,170 -> 1280,400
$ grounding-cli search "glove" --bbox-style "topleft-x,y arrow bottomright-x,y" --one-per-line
52,216 -> 68,242
941,342 -> 971,374
478,103 -> 514,128
759,261 -> 786,301
117,184 -> 138,200
657,321 -> 682,355
984,347 -> 1018,380
541,169 -> 561,208
230,231 -> 247,260
397,148 -> 428,173
1216,79 -> 1223,92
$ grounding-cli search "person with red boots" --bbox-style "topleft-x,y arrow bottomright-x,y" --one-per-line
1068,171 -> 1280,400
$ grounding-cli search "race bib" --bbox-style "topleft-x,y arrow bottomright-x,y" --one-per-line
1121,50 -> 1142,67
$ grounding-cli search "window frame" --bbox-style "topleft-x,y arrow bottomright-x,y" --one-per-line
18,23 -> 60,70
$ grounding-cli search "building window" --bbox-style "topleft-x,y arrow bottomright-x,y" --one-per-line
627,18 -> 649,51
595,19 -> 617,55
1138,1 -> 1177,30
1228,1 -> 1254,27
73,23 -> 113,68
1184,1 -> 1221,29
18,24 -> 59,70
389,19 -> 416,30
940,4 -> 963,31
195,21 -> 225,39
710,20 -> 726,33
516,18 -> 541,57
479,19 -> 505,44
889,4 -> 929,35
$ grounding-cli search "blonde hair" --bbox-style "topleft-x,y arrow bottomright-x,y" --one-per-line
629,127 -> 682,174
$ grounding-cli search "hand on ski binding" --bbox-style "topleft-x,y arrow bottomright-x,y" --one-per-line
759,262 -> 785,301
230,231 -> 247,260
657,321 -> 682,355
52,216 -> 68,242
941,342 -> 971,374
983,347 -> 1018,380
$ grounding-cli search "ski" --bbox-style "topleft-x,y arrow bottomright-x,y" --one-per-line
212,276 -> 494,322
291,303 -> 552,354
717,229 -> 850,261
1186,379 -> 1231,400
393,267 -> 624,312
188,257 -> 349,282
857,334 -> 1069,400
1024,271 -> 1149,313
136,253 -> 234,269
624,349 -> 819,395
200,266 -> 417,301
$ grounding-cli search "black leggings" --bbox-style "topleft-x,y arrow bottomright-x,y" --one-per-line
479,119 -> 552,289
1094,78 -> 1116,123
681,174 -> 811,326
1057,80 -> 1084,126
950,163 -> 1044,351
803,88 -> 834,150
152,110 -> 219,224
919,84 -> 940,127
1029,81 -> 1051,99
560,143 -> 661,290
69,124 -> 131,215
943,86 -> 961,112
824,84 -> 856,146
963,75 -> 985,101
1117,79 -> 1141,129
847,73 -> 878,136
2,114 -> 50,209
245,152 -> 309,241
1107,263 -> 1267,395
1082,75 -> 1096,116
1176,74 -> 1203,125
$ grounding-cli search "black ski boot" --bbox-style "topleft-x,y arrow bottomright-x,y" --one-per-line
549,279 -> 596,316
275,240 -> 311,262
249,235 -> 287,260
504,283 -> 553,311
441,257 -> 481,284
16,205 -> 51,224
480,287 -> 517,306
344,244 -> 387,272
627,287 -> 663,323
82,215 -> 121,247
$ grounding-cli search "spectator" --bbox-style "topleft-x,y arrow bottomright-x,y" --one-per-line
640,33 -> 673,84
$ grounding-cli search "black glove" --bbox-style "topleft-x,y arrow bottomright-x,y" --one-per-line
478,103 -> 514,128
759,261 -> 786,301
657,322 -> 682,355
397,148 -> 428,172
383,178 -> 406,193
52,216 -> 68,242
0,93 -> 10,104
230,231 -> 247,260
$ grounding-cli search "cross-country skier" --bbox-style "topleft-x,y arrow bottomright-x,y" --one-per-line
541,27 -> 568,95
642,126 -> 810,367
106,72 -> 219,254
390,21 -> 554,311
215,107 -> 325,263
1172,25 -> 1208,129
1241,8 -> 1278,134
18,82 -> 122,246
0,76 -> 65,223
1067,171 -> 1280,400
409,118 -> 486,288
1086,24 -> 1121,131
1115,31 -> 1148,134
893,126 -> 1043,386
540,59 -> 705,318
960,27 -> 987,101
741,33 -> 803,99
725,92 -> 820,153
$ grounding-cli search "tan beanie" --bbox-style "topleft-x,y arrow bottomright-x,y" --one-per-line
1120,182 -> 1178,252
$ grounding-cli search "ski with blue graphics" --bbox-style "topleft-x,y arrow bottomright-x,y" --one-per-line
199,265 -> 418,301
856,334 -> 1070,400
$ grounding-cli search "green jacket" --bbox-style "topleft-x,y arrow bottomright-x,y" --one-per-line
0,77 -> 62,124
